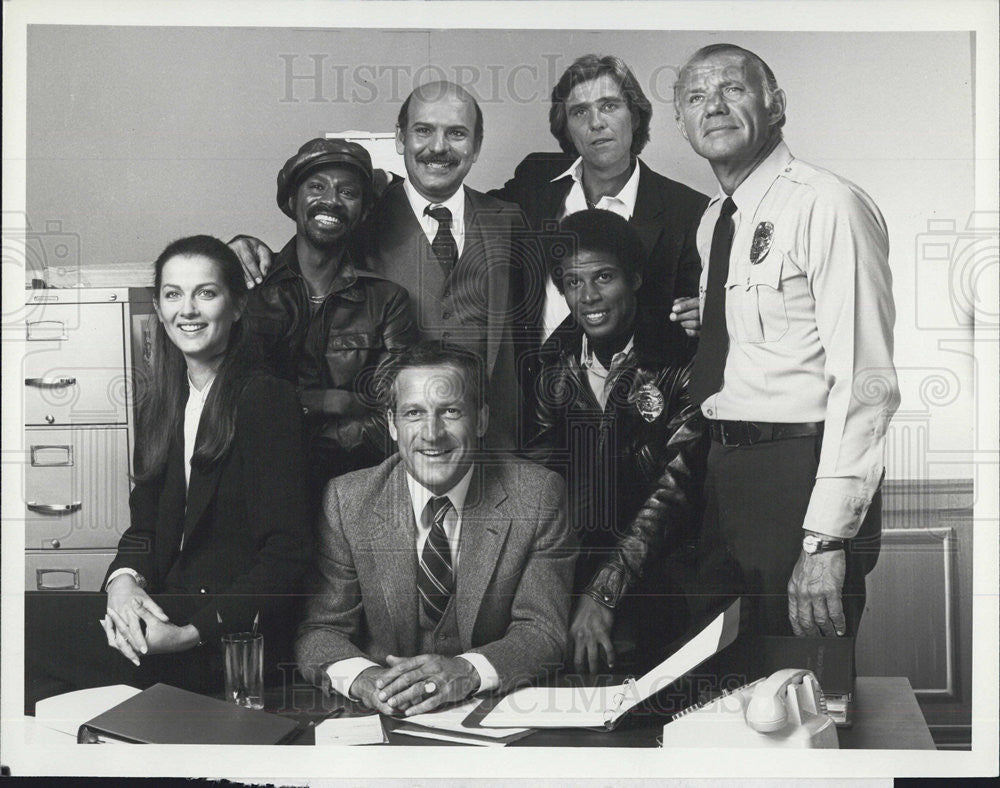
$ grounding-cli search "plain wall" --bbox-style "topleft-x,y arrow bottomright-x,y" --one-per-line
25,26 -> 977,480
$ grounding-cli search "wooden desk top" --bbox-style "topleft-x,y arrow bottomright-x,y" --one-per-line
280,676 -> 934,749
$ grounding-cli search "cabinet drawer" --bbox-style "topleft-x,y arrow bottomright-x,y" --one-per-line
25,427 -> 130,549
25,551 -> 115,592
24,302 -> 127,425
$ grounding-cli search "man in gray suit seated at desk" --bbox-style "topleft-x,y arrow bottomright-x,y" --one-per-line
295,341 -> 576,716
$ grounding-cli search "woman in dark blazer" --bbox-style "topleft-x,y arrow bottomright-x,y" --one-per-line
101,235 -> 311,693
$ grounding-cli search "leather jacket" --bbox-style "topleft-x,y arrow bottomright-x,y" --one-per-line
525,310 -> 708,609
245,238 -> 416,476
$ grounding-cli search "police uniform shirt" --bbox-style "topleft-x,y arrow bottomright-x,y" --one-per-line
696,140 -> 899,540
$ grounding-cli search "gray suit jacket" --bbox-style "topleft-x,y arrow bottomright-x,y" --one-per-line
295,453 -> 576,693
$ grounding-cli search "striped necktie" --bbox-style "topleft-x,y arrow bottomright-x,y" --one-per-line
418,496 -> 455,625
424,204 -> 458,277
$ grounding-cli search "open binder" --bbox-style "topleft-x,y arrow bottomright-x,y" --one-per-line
478,598 -> 741,729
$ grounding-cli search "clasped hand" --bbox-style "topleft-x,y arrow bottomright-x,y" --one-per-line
350,654 -> 480,716
102,575 -> 199,665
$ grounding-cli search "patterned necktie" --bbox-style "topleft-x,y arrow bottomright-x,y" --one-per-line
417,496 -> 455,625
690,197 -> 738,405
424,204 -> 458,278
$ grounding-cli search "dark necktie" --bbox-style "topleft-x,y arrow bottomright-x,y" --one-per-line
424,205 -> 458,278
690,197 -> 738,405
417,496 -> 455,625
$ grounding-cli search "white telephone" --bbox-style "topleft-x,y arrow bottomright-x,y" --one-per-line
661,668 -> 839,749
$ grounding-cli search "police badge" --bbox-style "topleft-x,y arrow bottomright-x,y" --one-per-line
631,382 -> 664,423
750,221 -> 774,264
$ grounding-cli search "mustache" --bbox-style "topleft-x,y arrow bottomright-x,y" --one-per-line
416,154 -> 459,166
307,204 -> 350,221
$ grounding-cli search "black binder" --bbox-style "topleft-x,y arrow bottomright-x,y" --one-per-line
77,683 -> 299,744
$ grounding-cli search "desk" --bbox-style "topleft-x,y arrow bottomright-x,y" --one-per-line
274,677 -> 934,749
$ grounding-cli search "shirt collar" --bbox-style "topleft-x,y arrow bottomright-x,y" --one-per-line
403,177 -> 466,228
405,464 -> 475,521
580,333 -> 634,372
186,373 -> 215,406
552,156 -> 642,218
710,139 -> 793,216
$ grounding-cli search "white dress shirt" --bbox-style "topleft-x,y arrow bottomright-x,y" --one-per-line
580,333 -> 634,410
403,178 -> 466,256
697,140 -> 899,539
106,373 -> 214,589
541,157 -> 642,341
325,466 -> 500,700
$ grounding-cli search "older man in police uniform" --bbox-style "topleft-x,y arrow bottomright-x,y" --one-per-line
673,44 -> 899,639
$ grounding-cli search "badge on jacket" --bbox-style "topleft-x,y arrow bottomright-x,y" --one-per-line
631,382 -> 664,423
750,221 -> 774,264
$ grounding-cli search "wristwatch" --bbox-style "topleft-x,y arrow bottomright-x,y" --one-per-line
802,533 -> 846,554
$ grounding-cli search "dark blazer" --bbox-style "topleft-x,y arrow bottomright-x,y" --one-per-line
490,152 -> 709,391
295,453 -> 577,694
107,374 -> 311,646
361,182 -> 522,446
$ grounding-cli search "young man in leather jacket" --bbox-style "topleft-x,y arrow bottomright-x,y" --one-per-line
524,209 -> 709,675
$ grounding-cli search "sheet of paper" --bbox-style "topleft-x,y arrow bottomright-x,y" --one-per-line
476,684 -> 623,729
34,685 -> 142,737
405,697 -> 529,738
480,600 -> 741,728
392,726 -> 502,747
314,714 -> 386,746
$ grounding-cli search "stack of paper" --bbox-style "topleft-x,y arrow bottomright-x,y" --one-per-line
393,698 -> 532,746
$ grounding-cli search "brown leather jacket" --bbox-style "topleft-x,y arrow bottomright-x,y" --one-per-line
525,310 -> 708,609
245,239 -> 416,478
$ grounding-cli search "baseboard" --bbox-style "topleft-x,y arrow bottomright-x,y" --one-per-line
928,724 -> 972,751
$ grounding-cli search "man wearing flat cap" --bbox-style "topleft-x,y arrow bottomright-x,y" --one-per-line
245,138 -> 417,497
232,82 -> 522,448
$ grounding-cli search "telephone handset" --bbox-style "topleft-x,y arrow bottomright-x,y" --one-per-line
661,668 -> 839,749
746,668 -> 824,733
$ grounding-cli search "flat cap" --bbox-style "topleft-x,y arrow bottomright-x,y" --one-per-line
276,138 -> 374,218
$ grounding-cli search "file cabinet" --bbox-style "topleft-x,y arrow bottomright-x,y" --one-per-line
22,288 -> 142,591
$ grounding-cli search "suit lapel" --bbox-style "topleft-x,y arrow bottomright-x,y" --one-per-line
369,462 -> 419,655
456,464 -> 511,646
630,161 -> 667,257
464,188 -> 509,374
156,432 -> 189,579
541,175 -> 573,228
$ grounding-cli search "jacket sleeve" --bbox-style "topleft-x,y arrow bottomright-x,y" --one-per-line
674,190 -> 709,301
351,285 -> 418,457
585,366 -> 709,609
468,470 -> 577,692
105,459 -> 165,589
294,479 -> 371,693
186,376 -> 312,641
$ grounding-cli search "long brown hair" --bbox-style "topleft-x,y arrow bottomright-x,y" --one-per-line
135,235 -> 258,481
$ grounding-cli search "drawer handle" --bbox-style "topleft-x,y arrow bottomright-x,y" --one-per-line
26,320 -> 69,341
27,501 -> 82,515
30,445 -> 74,466
36,568 -> 80,591
25,377 -> 77,388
